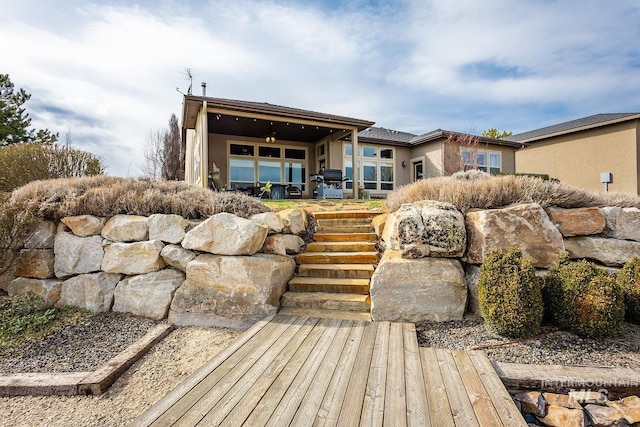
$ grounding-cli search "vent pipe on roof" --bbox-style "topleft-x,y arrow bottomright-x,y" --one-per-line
201,82 -> 207,97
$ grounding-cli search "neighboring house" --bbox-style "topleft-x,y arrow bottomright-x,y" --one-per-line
182,94 -> 520,198
511,113 -> 640,195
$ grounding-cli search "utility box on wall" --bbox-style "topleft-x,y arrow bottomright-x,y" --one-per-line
600,172 -> 613,184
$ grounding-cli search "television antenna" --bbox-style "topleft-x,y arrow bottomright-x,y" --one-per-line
176,68 -> 196,95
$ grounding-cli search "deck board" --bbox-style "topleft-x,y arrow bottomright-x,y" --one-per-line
133,314 -> 525,427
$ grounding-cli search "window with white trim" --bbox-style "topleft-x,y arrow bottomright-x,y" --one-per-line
462,149 -> 502,175
228,142 -> 307,191
343,144 -> 394,191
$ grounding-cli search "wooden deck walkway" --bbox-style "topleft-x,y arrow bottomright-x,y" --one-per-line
132,314 -> 525,427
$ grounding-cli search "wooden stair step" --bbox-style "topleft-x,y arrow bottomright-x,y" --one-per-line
315,225 -> 373,233
306,241 -> 377,253
295,251 -> 379,265
312,211 -> 379,220
297,264 -> 374,279
281,292 -> 370,312
288,277 -> 370,294
313,232 -> 377,242
278,307 -> 371,322
316,218 -> 373,226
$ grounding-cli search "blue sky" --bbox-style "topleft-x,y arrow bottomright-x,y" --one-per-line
1,0 -> 639,176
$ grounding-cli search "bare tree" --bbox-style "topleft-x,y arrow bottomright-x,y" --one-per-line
141,129 -> 165,179
161,114 -> 183,180
443,132 -> 482,176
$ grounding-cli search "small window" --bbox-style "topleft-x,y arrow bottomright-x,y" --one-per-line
230,144 -> 254,156
317,144 -> 325,157
344,144 -> 352,156
285,148 -> 306,160
489,153 -> 501,175
380,149 -> 393,159
362,146 -> 377,158
259,146 -> 280,158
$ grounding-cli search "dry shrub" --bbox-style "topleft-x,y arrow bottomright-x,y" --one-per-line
616,257 -> 640,324
0,193 -> 39,275
386,174 -> 640,213
10,176 -> 269,221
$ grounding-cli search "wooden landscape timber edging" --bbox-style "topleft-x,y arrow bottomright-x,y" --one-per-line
133,314 -> 527,426
493,361 -> 640,399
0,323 -> 173,397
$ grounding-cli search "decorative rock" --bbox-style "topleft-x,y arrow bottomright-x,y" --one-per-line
15,249 -> 54,279
262,234 -> 305,256
169,253 -> 296,328
569,390 -> 608,405
371,213 -> 387,237
537,405 -> 586,427
0,261 -> 16,292
148,214 -> 189,244
543,392 -> 582,410
584,404 -> 626,427
250,212 -> 284,234
601,207 -> 640,241
466,203 -> 565,268
102,241 -> 166,275
101,214 -> 149,242
515,391 -> 548,417
61,215 -> 106,237
546,207 -> 606,237
58,272 -> 122,313
464,265 -> 481,315
24,220 -> 56,249
8,277 -> 62,304
113,269 -> 185,320
564,237 -> 640,267
607,395 -> 640,424
370,250 -> 467,322
276,208 -> 307,235
182,212 -> 267,255
382,201 -> 466,258
54,233 -> 104,278
160,244 -> 197,272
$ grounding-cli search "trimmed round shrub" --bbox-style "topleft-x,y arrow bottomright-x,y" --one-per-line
616,257 -> 640,324
478,247 -> 543,338
544,257 -> 625,338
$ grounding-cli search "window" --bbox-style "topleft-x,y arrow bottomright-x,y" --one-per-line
343,144 -> 395,191
461,149 -> 502,175
316,142 -> 326,173
228,141 -> 307,192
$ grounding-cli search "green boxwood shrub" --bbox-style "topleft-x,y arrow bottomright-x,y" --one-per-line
616,257 -> 640,324
478,247 -> 543,338
544,256 -> 625,338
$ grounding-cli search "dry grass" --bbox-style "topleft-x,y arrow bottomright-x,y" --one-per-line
9,176 -> 269,221
385,174 -> 640,213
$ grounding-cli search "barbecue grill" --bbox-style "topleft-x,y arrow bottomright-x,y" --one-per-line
310,168 -> 350,199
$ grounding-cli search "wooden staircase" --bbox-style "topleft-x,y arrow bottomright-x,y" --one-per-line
279,210 -> 379,321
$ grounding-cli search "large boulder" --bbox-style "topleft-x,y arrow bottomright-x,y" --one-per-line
160,244 -> 197,272
8,277 -> 62,304
169,253 -> 296,328
113,269 -> 185,320
382,201 -> 466,258
15,249 -> 55,279
54,232 -> 104,278
101,214 -> 149,242
369,250 -> 467,322
24,220 -> 56,249
372,213 -> 387,237
564,236 -> 640,267
262,234 -> 305,256
102,241 -> 166,275
545,207 -> 605,237
276,208 -> 307,235
466,203 -> 565,268
464,265 -> 481,315
58,272 -> 123,312
148,214 -> 189,244
61,215 -> 106,237
250,212 -> 284,234
0,261 -> 17,292
601,207 -> 640,241
182,213 -> 268,255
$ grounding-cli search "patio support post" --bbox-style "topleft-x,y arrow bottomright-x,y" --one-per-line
200,101 -> 208,188
351,127 -> 359,199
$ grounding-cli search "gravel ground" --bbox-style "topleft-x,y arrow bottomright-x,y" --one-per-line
416,315 -> 640,368
0,312 -> 159,373
0,325 -> 242,427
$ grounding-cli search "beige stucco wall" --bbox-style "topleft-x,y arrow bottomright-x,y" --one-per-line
515,121 -> 639,195
410,141 -> 443,178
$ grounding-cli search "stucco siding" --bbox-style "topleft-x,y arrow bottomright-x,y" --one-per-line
515,121 -> 638,194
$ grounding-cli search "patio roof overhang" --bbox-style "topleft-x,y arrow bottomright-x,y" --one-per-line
183,95 -> 375,144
